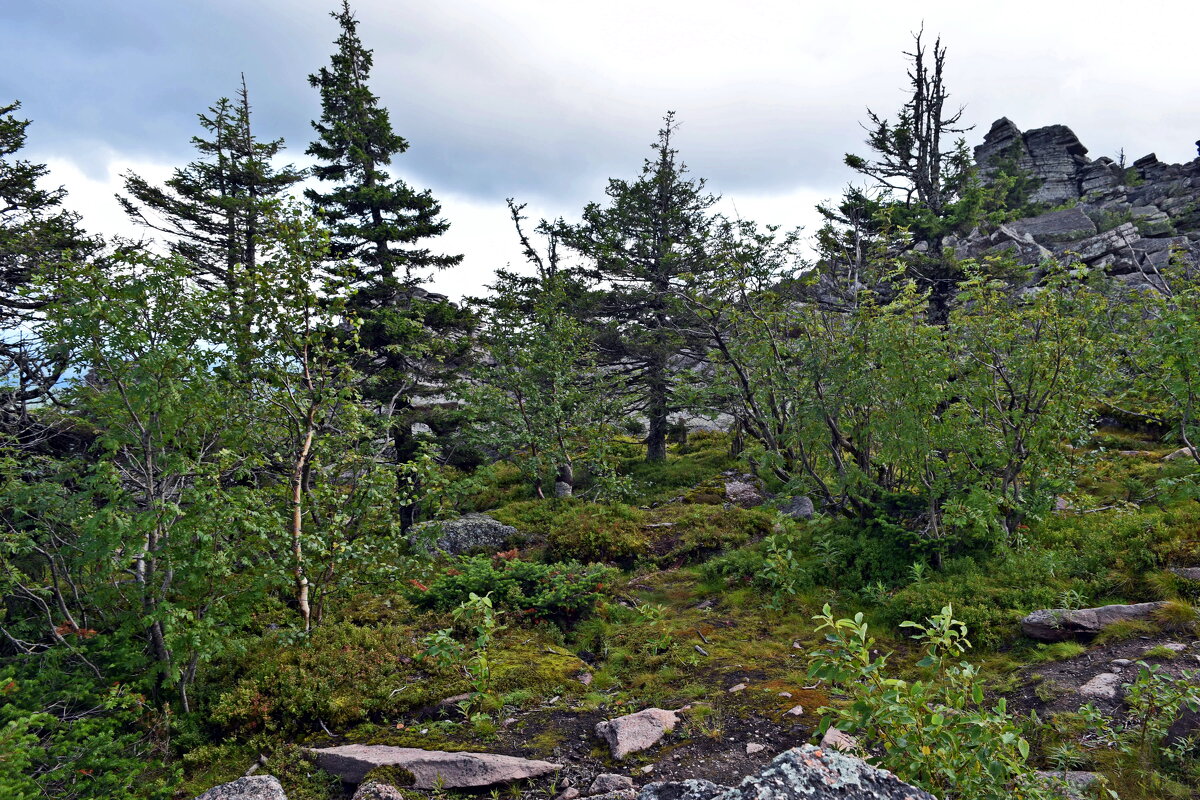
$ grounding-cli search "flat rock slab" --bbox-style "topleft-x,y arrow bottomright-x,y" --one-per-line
309,745 -> 560,789
637,745 -> 935,800
1021,601 -> 1165,642
194,776 -> 287,800
596,708 -> 679,760
1171,567 -> 1200,581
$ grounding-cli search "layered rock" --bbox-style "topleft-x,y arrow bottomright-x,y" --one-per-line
956,119 -> 1200,290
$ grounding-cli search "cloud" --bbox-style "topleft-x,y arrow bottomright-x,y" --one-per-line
8,0 -> 1200,298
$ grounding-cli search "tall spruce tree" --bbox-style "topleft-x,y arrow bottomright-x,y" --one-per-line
560,112 -> 717,462
119,78 -> 302,353
306,1 -> 470,526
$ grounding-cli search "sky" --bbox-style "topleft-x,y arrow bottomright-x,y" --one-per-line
4,0 -> 1199,298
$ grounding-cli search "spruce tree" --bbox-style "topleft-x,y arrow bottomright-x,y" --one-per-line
306,1 -> 470,526
119,78 -> 302,351
560,112 -> 717,462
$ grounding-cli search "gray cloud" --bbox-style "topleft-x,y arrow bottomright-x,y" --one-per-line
4,0 -> 1198,255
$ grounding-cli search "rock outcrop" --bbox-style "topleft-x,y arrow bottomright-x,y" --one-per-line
596,708 -> 680,760
1021,601 -> 1166,642
636,745 -> 935,800
407,513 -> 519,555
951,119 -> 1200,292
193,776 -> 287,800
308,744 -> 560,788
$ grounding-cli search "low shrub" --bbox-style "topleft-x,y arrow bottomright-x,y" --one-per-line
409,554 -> 617,627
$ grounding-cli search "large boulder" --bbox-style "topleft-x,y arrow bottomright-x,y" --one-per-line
596,708 -> 680,760
1021,601 -> 1166,642
308,745 -> 560,789
407,514 -> 519,555
194,776 -> 287,800
636,745 -> 935,800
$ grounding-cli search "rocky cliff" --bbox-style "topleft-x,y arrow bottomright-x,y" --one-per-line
949,118 -> 1200,291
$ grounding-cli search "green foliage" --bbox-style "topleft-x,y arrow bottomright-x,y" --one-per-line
809,604 -> 1051,800
1077,662 -> 1200,792
0,660 -> 176,800
422,593 -> 504,716
462,255 -> 626,500
410,555 -> 617,627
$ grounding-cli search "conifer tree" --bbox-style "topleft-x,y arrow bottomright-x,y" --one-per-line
306,2 -> 471,526
119,78 -> 302,351
560,112 -> 717,462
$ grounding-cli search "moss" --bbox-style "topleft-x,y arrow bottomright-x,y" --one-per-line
363,765 -> 416,787
1094,619 -> 1159,644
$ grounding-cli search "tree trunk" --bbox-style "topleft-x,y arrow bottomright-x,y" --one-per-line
291,426 -> 314,631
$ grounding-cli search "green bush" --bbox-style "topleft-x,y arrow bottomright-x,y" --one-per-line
809,604 -> 1052,800
0,660 -> 176,800
409,555 -> 617,626
492,499 -> 648,563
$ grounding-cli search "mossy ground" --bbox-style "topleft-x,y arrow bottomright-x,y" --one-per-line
182,428 -> 1200,799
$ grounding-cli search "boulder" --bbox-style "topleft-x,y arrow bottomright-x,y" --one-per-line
590,774 -> 635,795
1170,566 -> 1200,581
777,496 -> 815,520
596,708 -> 679,760
1021,601 -> 1166,642
407,514 -> 519,555
819,726 -> 858,753
1163,446 -> 1195,462
636,745 -> 936,800
308,745 -> 560,789
194,776 -> 287,800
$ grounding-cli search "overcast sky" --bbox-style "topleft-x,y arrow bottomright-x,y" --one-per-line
4,0 -> 1198,297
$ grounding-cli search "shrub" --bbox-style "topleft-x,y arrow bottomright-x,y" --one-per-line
492,500 -> 647,564
808,604 -> 1052,800
409,555 -> 617,627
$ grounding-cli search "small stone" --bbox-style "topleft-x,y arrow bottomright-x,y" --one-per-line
555,789 -> 580,800
728,683 -> 747,693
695,645 -> 709,657
784,704 -> 805,717
777,691 -> 792,698
641,765 -> 654,774
577,672 -> 593,686
1079,672 -> 1123,700
595,708 -> 679,760
1110,658 -> 1133,668
791,641 -> 802,650
1162,642 -> 1187,652
746,742 -> 766,755
588,774 -> 634,795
